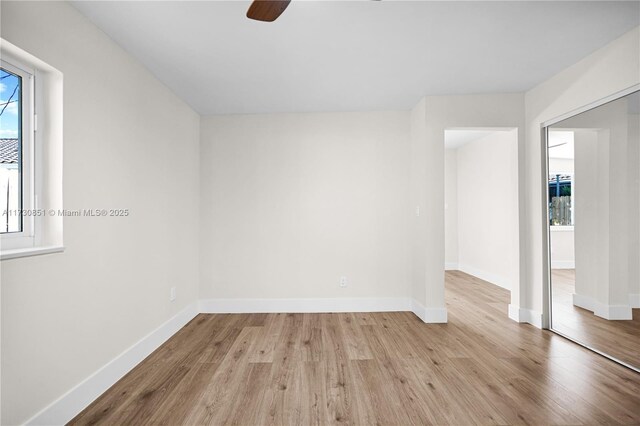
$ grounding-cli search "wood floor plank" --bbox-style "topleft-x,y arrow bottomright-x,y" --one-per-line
224,362 -> 272,426
257,313 -> 303,425
147,362 -> 221,425
338,313 -> 374,360
248,312 -> 286,363
351,359 -> 413,425
185,326 -> 261,425
300,313 -> 323,363
320,314 -> 359,425
70,272 -> 640,426
551,269 -> 640,369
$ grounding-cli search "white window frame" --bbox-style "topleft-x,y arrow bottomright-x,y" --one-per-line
1,54 -> 38,250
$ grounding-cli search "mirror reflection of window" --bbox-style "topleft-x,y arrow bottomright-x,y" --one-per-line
548,131 -> 574,227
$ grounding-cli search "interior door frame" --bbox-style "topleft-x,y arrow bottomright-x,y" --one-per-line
540,83 -> 640,373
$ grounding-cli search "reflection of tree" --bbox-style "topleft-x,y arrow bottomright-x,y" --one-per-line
0,85 -> 18,117
0,70 -> 19,117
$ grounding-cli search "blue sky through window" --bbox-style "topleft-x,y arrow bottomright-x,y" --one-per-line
0,68 -> 21,139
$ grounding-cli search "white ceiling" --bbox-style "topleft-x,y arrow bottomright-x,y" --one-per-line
71,1 -> 640,115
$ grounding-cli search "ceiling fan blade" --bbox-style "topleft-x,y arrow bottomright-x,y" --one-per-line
247,0 -> 291,22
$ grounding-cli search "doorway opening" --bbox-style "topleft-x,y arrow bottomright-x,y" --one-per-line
444,128 -> 519,315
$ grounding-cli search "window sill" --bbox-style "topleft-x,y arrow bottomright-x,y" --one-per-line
1,245 -> 65,260
550,226 -> 574,232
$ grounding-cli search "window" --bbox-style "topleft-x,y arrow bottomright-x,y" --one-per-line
0,41 -> 63,260
548,173 -> 573,226
1,55 -> 35,249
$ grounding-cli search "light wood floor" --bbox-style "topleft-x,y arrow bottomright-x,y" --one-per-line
71,271 -> 640,425
551,269 -> 640,369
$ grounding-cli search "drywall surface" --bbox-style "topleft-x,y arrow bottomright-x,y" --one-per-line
549,229 -> 575,269
629,113 -> 640,303
410,98 -> 428,305
0,2 -> 200,424
573,130 -> 600,303
455,130 -> 519,290
444,149 -> 458,268
200,111 -> 411,300
524,26 -> 640,318
413,94 -> 525,312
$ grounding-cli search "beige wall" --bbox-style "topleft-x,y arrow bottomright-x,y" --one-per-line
524,26 -> 640,322
629,113 -> 640,304
454,130 -> 519,290
444,149 -> 458,268
199,112 -> 411,300
549,229 -> 575,269
0,2 -> 200,424
413,94 -> 526,314
410,99 -> 428,305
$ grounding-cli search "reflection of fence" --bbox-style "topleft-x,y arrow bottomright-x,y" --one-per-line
550,196 -> 572,226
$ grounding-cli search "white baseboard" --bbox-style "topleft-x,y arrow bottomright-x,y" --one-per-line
444,262 -> 458,271
551,260 -> 575,269
596,304 -> 633,320
200,297 -> 448,324
411,298 -> 448,323
572,293 -> 597,312
508,304 -> 521,322
199,297 -> 413,314
572,293 -> 632,320
457,263 -> 511,290
25,302 -> 199,426
630,293 -> 640,309
508,304 -> 542,328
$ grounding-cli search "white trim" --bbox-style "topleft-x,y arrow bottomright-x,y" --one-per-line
508,304 -> 543,328
630,293 -> 640,309
199,296 -> 448,324
444,262 -> 458,271
572,293 -> 633,320
457,263 -> 510,290
551,260 -> 575,269
0,38 -> 65,258
199,297 -> 410,315
411,298 -> 447,323
596,305 -> 632,321
522,308 -> 543,328
24,302 -> 199,426
572,293 -> 597,312
411,298 -> 427,321
508,304 -> 521,322
0,245 -> 64,260
0,54 -> 36,248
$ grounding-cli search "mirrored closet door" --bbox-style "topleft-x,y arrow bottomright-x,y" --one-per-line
546,90 -> 640,371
